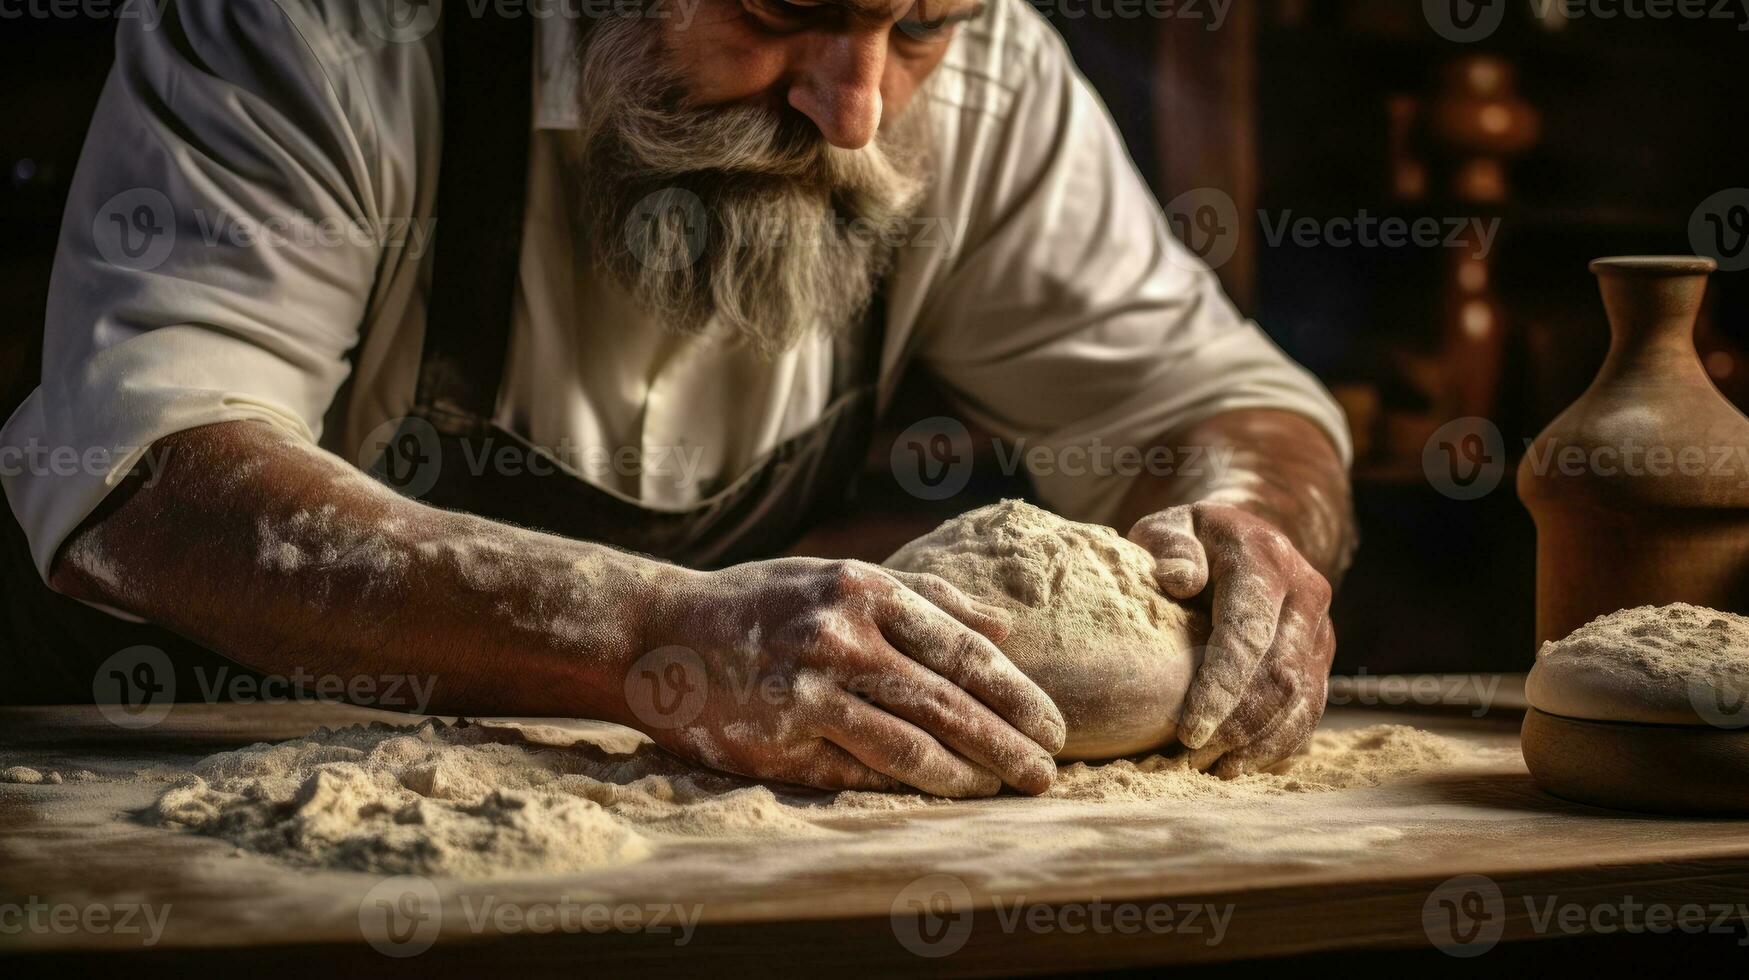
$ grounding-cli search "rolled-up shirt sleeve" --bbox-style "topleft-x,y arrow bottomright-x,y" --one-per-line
915,20 -> 1351,526
1,1 -> 381,581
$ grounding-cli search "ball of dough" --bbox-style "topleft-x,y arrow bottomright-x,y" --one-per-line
885,500 -> 1210,760
1526,603 -> 1749,726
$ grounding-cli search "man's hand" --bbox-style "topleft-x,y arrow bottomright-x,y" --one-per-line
638,558 -> 1067,798
1129,502 -> 1335,776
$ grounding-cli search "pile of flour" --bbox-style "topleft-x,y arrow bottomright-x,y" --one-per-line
146,719 -> 1483,878
1527,603 -> 1749,725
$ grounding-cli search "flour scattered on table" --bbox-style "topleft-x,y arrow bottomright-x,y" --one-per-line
1043,725 -> 1473,803
3,766 -> 49,785
143,719 -> 1491,878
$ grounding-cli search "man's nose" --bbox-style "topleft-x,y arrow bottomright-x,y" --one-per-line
787,34 -> 886,150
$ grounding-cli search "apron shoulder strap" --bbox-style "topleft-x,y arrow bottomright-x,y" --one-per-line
415,0 -> 536,434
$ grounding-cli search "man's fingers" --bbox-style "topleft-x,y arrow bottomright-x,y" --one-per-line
1199,604 -> 1330,776
886,570 -> 1012,643
819,695 -> 1003,798
877,587 -> 1068,756
1179,566 -> 1286,749
1128,508 -> 1209,599
857,654 -> 1058,795
774,741 -> 908,794
1211,697 -> 1320,778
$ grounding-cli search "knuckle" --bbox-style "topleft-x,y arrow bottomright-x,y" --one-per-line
951,628 -> 999,672
914,572 -> 952,595
824,560 -> 879,599
1195,664 -> 1246,704
1240,521 -> 1289,556
790,669 -> 839,708
1231,615 -> 1275,653
779,612 -> 852,654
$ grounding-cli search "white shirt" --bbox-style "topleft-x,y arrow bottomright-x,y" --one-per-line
2,0 -> 1350,582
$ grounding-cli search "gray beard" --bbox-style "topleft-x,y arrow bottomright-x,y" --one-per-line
569,17 -> 932,358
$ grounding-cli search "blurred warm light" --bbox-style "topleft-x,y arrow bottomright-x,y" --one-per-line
1459,160 -> 1507,202
1461,300 -> 1494,340
1467,60 -> 1502,94
1458,259 -> 1488,293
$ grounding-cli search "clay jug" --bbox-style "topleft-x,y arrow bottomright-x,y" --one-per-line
1519,256 -> 1749,648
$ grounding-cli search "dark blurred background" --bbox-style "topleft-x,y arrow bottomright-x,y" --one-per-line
4,1 -> 1747,674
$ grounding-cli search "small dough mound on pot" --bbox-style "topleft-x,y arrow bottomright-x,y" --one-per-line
1527,603 -> 1749,726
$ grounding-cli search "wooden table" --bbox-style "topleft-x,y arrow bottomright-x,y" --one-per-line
3,685 -> 1749,976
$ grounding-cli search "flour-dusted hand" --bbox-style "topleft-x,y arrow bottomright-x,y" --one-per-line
632,559 -> 1067,797
1128,502 -> 1335,776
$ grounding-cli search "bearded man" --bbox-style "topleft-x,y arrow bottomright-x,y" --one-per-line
0,0 -> 1356,797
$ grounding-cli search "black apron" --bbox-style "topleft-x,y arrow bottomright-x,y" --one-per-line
0,3 -> 884,703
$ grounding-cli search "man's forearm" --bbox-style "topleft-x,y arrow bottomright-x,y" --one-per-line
50,420 -> 674,719
1115,409 -> 1357,585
